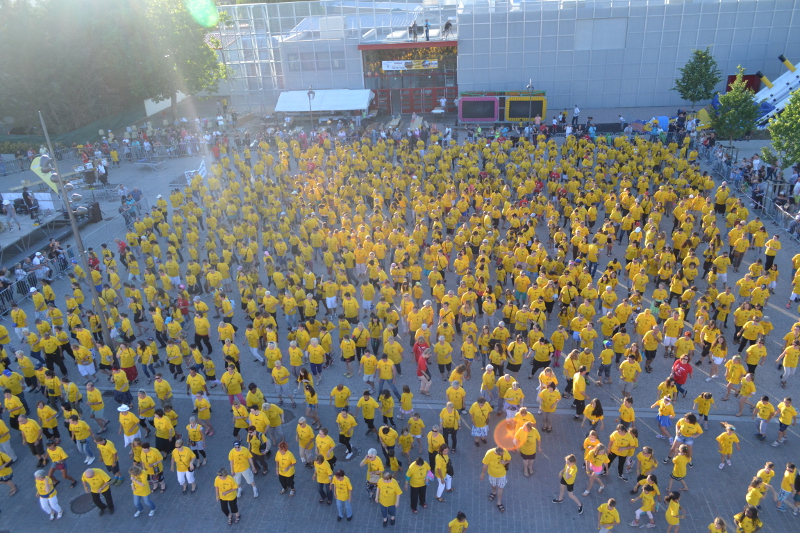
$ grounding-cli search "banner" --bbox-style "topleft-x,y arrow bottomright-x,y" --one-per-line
382,60 -> 438,71
184,159 -> 207,181
30,155 -> 59,192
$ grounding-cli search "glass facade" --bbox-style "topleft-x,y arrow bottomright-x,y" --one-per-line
219,0 -> 800,113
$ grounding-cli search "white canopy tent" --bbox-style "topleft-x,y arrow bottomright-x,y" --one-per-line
275,89 -> 374,113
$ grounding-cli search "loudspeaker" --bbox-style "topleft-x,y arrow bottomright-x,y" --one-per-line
90,202 -> 102,223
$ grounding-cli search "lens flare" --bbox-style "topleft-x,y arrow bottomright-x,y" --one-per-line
187,0 -> 219,28
493,418 -> 520,450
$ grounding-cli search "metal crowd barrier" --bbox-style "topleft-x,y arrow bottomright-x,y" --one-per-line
0,253 -> 73,316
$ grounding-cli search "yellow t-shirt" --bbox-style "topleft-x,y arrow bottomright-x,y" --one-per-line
482,448 -> 511,478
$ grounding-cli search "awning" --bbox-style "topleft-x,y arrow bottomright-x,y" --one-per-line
275,89 -> 374,113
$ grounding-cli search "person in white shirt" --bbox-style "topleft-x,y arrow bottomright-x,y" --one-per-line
572,105 -> 580,126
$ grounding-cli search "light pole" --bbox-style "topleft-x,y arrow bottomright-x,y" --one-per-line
37,111 -> 115,349
307,85 -> 315,131
526,79 -> 534,138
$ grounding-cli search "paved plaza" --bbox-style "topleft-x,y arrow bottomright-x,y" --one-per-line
0,132 -> 798,533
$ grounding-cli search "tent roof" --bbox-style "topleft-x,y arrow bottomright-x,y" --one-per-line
275,89 -> 374,113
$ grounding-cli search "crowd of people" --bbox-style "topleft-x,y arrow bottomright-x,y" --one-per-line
0,121 -> 799,532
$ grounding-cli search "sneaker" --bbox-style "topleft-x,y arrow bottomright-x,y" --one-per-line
780,437 -> 788,443
719,463 -> 725,469
668,438 -> 674,445
57,512 -> 63,519
598,486 -> 604,494
629,521 -> 640,527
345,451 -> 354,460
662,457 -> 670,464
726,460 -> 732,466
704,377 -> 713,382
87,456 -> 95,465
149,510 -> 156,517
619,476 -> 628,482
337,517 -> 342,522
253,488 -> 259,498
688,462 -> 693,468
134,511 -> 141,518
655,435 -> 666,439
347,516 -> 353,521
578,504 -> 583,515
645,523 -> 656,528
772,441 -> 781,447
552,499 -> 563,504
84,457 -> 90,464
582,490 -> 590,496
777,506 -> 788,513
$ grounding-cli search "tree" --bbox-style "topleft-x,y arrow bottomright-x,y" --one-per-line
711,66 -> 759,148
672,47 -> 722,111
123,0 -> 227,122
764,88 -> 800,172
0,0 -> 140,133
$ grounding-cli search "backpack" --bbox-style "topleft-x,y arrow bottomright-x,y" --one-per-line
256,432 -> 271,455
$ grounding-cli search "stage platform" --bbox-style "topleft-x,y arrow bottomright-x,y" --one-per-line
0,210 -> 90,266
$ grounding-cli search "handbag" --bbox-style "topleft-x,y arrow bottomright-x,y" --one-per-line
445,458 -> 454,477
368,472 -> 381,484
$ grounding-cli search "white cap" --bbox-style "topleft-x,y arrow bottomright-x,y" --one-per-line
29,287 -> 37,293
117,405 -> 130,412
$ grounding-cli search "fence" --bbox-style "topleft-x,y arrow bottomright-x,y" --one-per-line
1,141 -> 211,179
0,251 -> 73,317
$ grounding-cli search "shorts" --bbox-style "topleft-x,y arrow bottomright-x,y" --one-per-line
325,297 -> 338,310
343,356 -> 355,363
488,475 -> 507,488
711,356 -> 724,365
307,404 -> 317,412
105,462 -> 120,475
590,464 -> 603,474
438,363 -> 452,374
663,336 -> 677,347
778,489 -> 791,502
0,474 -> 12,482
471,425 -> 488,438
572,331 -> 581,341
90,405 -> 105,419
363,373 -> 375,383
559,477 -> 574,492
598,364 -> 611,377
791,293 -> 800,301
364,418 -> 375,429
520,451 -> 536,461
234,469 -> 254,485
620,380 -> 634,393
177,470 -> 196,485
361,300 -> 372,311
670,474 -> 683,481
675,435 -> 694,446
27,441 -> 45,456
506,363 -> 521,373
78,363 -> 96,376
54,461 -> 68,471
275,383 -> 292,396
779,422 -> 789,432
718,273 -> 727,283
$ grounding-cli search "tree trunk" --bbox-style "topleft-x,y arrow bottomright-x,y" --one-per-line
170,92 -> 178,124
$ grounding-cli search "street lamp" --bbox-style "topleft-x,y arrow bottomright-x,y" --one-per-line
526,79 -> 534,138
37,111 -> 115,349
307,85 -> 315,130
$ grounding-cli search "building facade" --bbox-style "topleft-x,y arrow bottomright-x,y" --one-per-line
217,0 -> 800,115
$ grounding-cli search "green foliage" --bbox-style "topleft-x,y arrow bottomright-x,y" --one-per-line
710,66 -> 760,147
672,47 -> 722,110
0,0 -> 225,133
765,88 -> 800,169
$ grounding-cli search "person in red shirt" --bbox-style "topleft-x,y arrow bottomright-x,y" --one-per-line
671,355 -> 694,398
416,349 -> 432,395
412,338 -> 430,365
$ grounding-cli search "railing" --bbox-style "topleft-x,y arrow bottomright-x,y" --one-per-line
0,252 -> 72,316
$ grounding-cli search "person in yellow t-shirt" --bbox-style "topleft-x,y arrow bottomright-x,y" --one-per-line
35,468 -> 63,519
128,464 -> 156,516
275,441 -> 296,495
375,470 -> 403,526
448,511 -> 469,532
481,446 -> 511,511
81,467 -> 114,513
513,421 -> 542,477
597,498 -> 621,531
330,468 -> 353,520
45,440 -> 78,487
214,468 -> 240,524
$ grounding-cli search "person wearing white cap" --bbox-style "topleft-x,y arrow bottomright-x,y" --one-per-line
30,287 -> 46,320
2,199 -> 21,230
